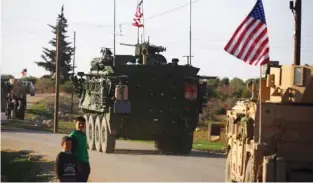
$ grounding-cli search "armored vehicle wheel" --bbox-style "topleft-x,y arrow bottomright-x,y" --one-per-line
244,157 -> 255,182
87,115 -> 96,150
225,149 -> 232,182
83,114 -> 89,149
156,133 -> 193,155
100,115 -> 116,153
17,101 -> 25,120
94,115 -> 102,152
176,133 -> 193,155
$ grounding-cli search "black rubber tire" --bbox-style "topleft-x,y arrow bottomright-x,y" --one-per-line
225,149 -> 232,182
176,133 -> 193,155
244,157 -> 255,182
155,133 -> 193,155
87,115 -> 96,151
83,114 -> 89,149
100,115 -> 116,153
17,100 -> 25,120
94,115 -> 102,152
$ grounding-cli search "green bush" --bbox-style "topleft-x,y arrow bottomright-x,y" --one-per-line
60,81 -> 73,94
35,78 -> 54,92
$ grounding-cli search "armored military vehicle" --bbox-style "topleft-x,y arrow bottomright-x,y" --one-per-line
1,78 -> 28,120
1,76 -> 12,112
75,41 -> 214,154
225,61 -> 313,182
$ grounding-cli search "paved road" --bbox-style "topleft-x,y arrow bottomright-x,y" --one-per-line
1,130 -> 226,182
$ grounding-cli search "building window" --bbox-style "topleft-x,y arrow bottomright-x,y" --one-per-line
294,67 -> 303,86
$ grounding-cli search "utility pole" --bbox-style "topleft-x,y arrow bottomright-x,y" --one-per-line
54,20 -> 61,133
189,0 -> 192,65
290,0 -> 302,65
71,31 -> 76,114
113,0 -> 116,66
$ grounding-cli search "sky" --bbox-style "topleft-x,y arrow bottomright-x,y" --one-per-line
1,0 -> 313,80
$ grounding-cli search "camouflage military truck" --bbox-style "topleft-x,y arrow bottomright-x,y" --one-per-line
75,42 -> 215,154
1,75 -> 13,112
3,78 -> 28,120
225,61 -> 313,182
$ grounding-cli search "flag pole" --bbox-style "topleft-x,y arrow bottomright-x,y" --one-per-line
258,66 -> 262,143
142,0 -> 145,42
113,0 -> 116,66
189,0 -> 192,65
136,0 -> 140,44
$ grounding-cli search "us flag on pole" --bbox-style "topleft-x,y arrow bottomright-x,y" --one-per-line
224,0 -> 270,66
132,0 -> 144,28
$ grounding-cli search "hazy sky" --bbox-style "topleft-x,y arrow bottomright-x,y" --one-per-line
1,0 -> 313,80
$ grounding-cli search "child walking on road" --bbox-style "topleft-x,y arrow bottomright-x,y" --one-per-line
55,136 -> 77,182
69,116 -> 90,182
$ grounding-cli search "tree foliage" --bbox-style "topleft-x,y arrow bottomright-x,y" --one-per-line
229,77 -> 245,98
35,6 -> 73,83
221,77 -> 230,87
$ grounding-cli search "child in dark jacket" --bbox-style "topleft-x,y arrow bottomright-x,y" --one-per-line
55,136 -> 78,182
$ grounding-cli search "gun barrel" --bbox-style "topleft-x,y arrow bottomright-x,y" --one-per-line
120,43 -> 136,47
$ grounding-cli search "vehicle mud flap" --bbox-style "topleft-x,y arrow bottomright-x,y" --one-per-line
87,114 -> 96,150
244,157 -> 255,182
262,155 -> 276,182
225,148 -> 232,182
100,114 -> 116,153
94,115 -> 102,152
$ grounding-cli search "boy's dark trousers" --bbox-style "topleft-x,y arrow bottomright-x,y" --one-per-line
77,161 -> 90,182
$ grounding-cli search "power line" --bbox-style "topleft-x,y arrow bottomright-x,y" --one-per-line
96,0 -> 203,28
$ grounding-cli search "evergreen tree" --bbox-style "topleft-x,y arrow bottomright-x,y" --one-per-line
35,6 -> 73,83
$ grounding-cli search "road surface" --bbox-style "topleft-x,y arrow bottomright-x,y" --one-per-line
1,130 -> 226,182
2,93 -> 226,181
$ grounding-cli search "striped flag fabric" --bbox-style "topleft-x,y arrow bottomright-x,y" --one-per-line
132,0 -> 144,27
21,68 -> 27,77
224,0 -> 270,66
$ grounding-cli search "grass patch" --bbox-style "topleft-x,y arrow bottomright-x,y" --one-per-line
192,140 -> 224,151
26,102 -> 53,119
1,120 -> 75,134
122,139 -> 224,152
1,150 -> 55,182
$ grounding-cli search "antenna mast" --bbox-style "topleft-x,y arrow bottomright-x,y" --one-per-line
189,0 -> 192,65
113,0 -> 116,66
290,0 -> 302,65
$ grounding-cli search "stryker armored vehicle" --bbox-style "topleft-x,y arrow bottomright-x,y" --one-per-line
224,61 -> 313,182
75,41 -> 215,154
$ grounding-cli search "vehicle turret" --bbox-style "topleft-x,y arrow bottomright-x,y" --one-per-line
258,61 -> 313,103
120,41 -> 167,65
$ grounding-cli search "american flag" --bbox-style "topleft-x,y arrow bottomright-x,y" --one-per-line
224,0 -> 270,66
21,68 -> 27,77
132,0 -> 144,28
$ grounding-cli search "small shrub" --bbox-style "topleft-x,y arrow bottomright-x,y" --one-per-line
60,81 -> 73,94
36,78 -> 54,92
